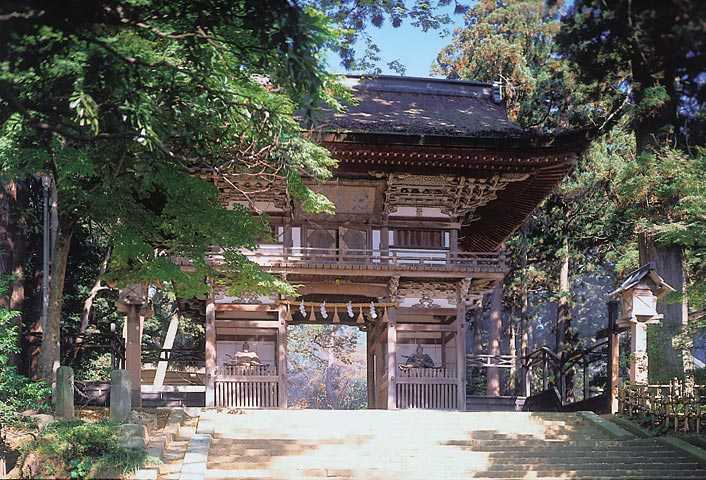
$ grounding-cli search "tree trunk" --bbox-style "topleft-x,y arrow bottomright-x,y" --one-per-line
639,236 -> 689,382
519,225 -> 529,393
508,320 -> 517,394
487,283 -> 503,397
629,2 -> 690,383
0,181 -> 26,366
37,223 -> 73,383
79,248 -> 111,333
556,237 -> 571,354
556,237 -> 575,401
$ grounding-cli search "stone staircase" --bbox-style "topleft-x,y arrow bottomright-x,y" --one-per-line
184,410 -> 706,480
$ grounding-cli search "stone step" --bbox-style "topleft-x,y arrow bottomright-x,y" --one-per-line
475,472 -> 706,479
453,438 -> 661,447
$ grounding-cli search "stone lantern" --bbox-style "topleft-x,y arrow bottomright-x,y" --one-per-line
117,283 -> 151,407
609,263 -> 675,384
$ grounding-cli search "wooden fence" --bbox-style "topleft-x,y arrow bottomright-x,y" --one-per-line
214,365 -> 279,408
619,379 -> 706,433
396,367 -> 458,409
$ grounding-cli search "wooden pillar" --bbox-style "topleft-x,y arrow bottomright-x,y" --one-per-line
449,229 -> 458,254
205,293 -> 216,407
125,304 -> 142,408
487,283 -> 503,397
607,300 -> 620,413
456,301 -> 467,410
386,308 -> 397,409
277,304 -> 288,409
380,226 -> 389,263
367,326 -> 375,409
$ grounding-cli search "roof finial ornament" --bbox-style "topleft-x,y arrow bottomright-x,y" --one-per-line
492,80 -> 503,104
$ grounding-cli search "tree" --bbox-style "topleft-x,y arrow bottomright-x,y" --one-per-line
312,0 -> 462,73
433,0 -> 569,123
435,1 -> 638,397
0,0 -> 340,381
556,0 -> 706,382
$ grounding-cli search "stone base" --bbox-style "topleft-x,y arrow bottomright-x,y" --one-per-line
118,423 -> 148,450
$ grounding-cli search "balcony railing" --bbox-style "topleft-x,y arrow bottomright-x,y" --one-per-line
206,245 -> 508,272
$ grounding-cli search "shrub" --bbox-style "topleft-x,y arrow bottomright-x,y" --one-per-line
0,279 -> 51,427
21,420 -> 153,479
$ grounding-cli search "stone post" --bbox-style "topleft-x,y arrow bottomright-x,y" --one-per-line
55,366 -> 75,419
110,369 -> 132,422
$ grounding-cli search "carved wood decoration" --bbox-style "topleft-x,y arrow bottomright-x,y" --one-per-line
383,173 -> 529,219
212,174 -> 289,211
398,281 -> 459,304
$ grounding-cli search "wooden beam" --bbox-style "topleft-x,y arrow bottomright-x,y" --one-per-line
205,292 -> 216,407
153,309 -> 179,388
395,323 -> 456,332
298,283 -> 389,298
264,267 -> 506,279
215,304 -> 277,312
215,320 -> 280,329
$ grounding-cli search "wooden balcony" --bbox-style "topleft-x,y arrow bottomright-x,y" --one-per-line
205,246 -> 508,277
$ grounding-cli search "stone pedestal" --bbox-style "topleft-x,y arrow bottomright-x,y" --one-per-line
110,369 -> 132,422
118,423 -> 147,450
55,366 -> 74,419
629,322 -> 649,384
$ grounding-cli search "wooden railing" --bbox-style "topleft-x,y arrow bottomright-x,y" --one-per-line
396,366 -> 459,409
467,354 -> 516,369
619,379 -> 706,433
214,365 -> 279,408
203,246 -> 508,272
522,340 -> 608,403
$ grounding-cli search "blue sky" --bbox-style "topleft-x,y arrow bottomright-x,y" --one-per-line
326,9 -> 466,78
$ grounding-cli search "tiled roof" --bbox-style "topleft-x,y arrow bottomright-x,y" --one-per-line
310,75 -> 524,138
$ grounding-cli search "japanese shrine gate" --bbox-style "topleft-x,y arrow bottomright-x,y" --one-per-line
157,75 -> 580,410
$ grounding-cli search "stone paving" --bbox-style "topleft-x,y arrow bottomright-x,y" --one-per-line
168,409 -> 706,480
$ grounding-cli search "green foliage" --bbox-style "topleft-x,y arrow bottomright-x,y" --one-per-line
0,278 -> 51,425
615,146 -> 706,313
0,0 -> 344,301
74,353 -> 113,382
287,324 -> 366,409
312,0 -> 458,72
22,420 -> 154,479
434,0 -> 574,125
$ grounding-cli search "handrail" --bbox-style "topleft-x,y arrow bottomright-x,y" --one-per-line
521,340 -> 609,403
204,245 -> 508,271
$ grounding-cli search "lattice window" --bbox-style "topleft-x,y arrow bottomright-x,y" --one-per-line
393,229 -> 445,249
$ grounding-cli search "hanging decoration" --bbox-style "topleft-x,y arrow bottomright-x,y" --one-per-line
369,301 -> 378,320
299,299 -> 306,317
356,306 -> 365,324
332,306 -> 340,323
382,306 -> 389,323
320,301 -> 328,319
346,301 -> 354,318
285,304 -> 293,322
309,305 -> 316,322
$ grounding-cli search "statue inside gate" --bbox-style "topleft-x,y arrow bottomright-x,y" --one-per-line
400,345 -> 435,370
227,341 -> 263,368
